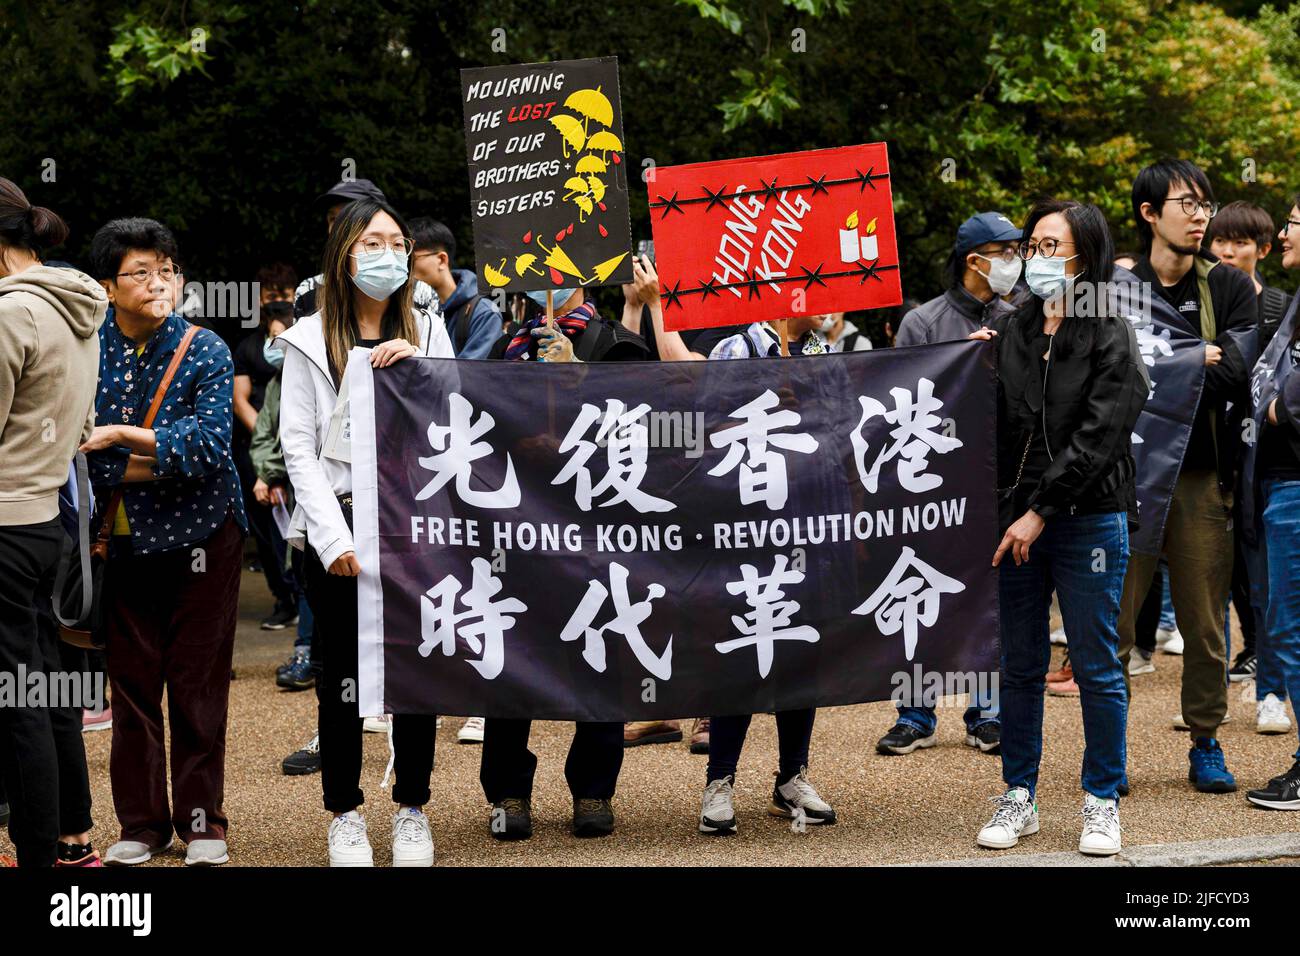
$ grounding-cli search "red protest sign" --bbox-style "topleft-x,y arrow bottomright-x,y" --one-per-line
647,144 -> 902,332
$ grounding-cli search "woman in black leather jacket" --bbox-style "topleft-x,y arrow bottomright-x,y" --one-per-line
969,198 -> 1148,858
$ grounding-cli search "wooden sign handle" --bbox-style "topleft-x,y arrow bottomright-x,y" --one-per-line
546,290 -> 555,329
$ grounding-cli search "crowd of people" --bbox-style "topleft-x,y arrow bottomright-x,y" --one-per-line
2,155 -> 1300,867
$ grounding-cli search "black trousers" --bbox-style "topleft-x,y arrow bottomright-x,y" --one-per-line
235,439 -> 297,609
0,519 -> 66,866
1134,565 -> 1163,655
304,540 -> 436,813
480,719 -> 624,803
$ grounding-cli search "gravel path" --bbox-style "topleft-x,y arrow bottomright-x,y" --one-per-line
6,571 -> 1299,866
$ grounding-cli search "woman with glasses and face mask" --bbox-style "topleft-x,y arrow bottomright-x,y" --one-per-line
968,198 -> 1148,857
277,198 -> 452,867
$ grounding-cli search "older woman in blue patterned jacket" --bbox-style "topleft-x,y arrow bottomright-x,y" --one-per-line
80,218 -> 246,868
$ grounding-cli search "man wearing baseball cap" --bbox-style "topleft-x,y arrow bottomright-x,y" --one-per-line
894,211 -> 1023,347
877,210 -> 1022,759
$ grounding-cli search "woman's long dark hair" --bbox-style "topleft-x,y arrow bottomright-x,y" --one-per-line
1015,198 -> 1117,355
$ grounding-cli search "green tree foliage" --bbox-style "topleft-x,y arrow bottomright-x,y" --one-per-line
3,0 -> 1300,306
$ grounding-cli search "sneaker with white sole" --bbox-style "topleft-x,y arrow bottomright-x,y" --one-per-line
328,811 -> 374,867
1049,627 -> 1067,646
458,716 -> 485,744
976,787 -> 1038,849
184,839 -> 229,866
699,776 -> 737,835
1128,647 -> 1155,676
770,766 -> 836,825
1156,627 -> 1184,655
1257,693 -> 1291,735
362,714 -> 391,734
391,807 -> 434,867
104,837 -> 174,866
1078,792 -> 1121,856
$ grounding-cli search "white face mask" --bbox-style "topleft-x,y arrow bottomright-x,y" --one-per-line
818,314 -> 835,333
972,253 -> 1023,296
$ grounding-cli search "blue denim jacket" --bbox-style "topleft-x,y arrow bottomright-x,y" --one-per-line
89,310 -> 247,553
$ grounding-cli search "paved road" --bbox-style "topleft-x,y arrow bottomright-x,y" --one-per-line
6,571 -> 1300,866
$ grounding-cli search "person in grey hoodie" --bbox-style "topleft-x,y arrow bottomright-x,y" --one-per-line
0,177 -> 105,867
408,217 -> 502,359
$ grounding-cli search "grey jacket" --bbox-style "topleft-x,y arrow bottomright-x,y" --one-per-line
894,286 -> 1015,347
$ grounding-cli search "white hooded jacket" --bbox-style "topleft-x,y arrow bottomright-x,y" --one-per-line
276,308 -> 451,568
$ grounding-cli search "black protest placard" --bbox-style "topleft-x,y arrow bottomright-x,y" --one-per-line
461,57 -> 633,296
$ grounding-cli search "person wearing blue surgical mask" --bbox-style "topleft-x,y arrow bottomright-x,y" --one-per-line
967,198 -> 1148,858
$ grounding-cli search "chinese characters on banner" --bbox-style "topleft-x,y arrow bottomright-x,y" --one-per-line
460,57 -> 634,295
349,342 -> 999,721
648,144 -> 903,332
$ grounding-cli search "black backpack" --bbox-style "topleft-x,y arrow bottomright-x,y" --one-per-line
1260,286 -> 1291,350
449,293 -> 483,355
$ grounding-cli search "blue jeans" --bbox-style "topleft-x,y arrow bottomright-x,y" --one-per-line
1245,532 -> 1284,699
895,695 -> 999,736
1263,480 -> 1300,758
999,512 -> 1129,801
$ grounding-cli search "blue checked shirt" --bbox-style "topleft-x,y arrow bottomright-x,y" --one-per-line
89,310 -> 247,553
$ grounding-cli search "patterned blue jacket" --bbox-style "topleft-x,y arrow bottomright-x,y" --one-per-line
89,310 -> 247,553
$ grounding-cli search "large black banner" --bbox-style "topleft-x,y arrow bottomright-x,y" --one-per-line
461,57 -> 633,295
350,343 -> 999,721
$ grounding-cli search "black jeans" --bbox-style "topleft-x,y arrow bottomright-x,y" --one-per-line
304,538 -> 436,813
1134,565 -> 1163,655
480,719 -> 623,803
707,709 -> 816,786
0,519 -> 66,866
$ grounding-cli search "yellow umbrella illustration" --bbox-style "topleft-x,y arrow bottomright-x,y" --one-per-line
574,154 -> 607,175
588,252 -> 628,284
571,194 -> 594,222
586,176 -> 606,203
548,114 -> 586,158
483,258 -> 511,287
564,87 -> 614,135
561,175 -> 589,200
514,253 -> 544,277
586,130 -> 623,162
539,241 -> 586,282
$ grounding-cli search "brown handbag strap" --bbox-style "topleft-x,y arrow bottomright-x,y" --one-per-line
92,325 -> 201,555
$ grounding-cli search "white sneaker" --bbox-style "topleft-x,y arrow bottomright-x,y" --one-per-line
976,787 -> 1038,849
1079,792 -> 1121,856
362,714 -> 391,734
1049,627 -> 1067,646
458,716 -> 486,744
1156,627 -> 1184,655
699,776 -> 737,835
1128,649 -> 1155,676
1258,693 -> 1292,735
328,810 -> 374,867
391,807 -> 435,867
770,767 -> 837,825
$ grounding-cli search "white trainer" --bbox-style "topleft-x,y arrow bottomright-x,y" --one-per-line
458,716 -> 486,744
1128,649 -> 1156,676
1156,627 -> 1184,655
1049,627 -> 1067,646
699,776 -> 737,835
1079,792 -> 1121,856
976,787 -> 1038,849
328,810 -> 374,867
1258,694 -> 1292,735
770,767 -> 836,825
391,807 -> 435,867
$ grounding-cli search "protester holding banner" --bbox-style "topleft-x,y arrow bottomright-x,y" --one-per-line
0,181 -> 105,867
1243,199 -> 1300,807
876,211 -> 1018,758
971,198 -> 1147,857
278,198 -> 452,867
80,217 -> 247,867
1118,160 -> 1259,793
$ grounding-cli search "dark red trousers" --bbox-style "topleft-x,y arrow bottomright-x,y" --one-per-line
104,516 -> 242,845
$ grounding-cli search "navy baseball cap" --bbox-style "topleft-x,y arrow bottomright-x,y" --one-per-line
955,212 -> 1021,256
316,178 -> 387,208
